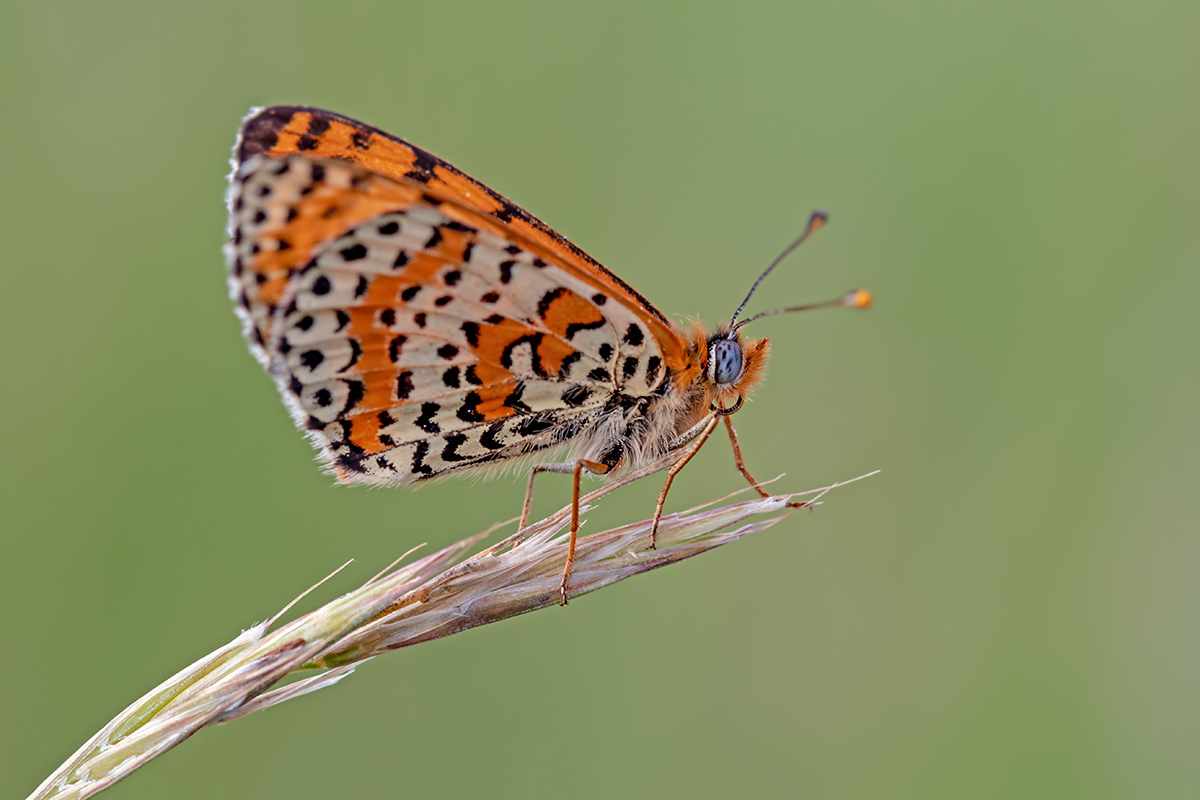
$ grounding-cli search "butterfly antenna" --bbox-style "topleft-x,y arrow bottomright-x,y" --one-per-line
728,210 -> 829,330
731,288 -> 872,333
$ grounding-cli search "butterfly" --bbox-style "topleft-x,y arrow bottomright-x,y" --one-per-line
225,106 -> 869,603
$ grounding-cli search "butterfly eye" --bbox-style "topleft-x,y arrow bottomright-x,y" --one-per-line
709,338 -> 745,386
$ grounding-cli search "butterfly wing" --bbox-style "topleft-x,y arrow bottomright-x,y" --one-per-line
227,107 -> 694,485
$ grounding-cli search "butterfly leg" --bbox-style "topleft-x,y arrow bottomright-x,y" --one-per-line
518,459 -> 612,605
560,459 -> 613,605
649,413 -> 722,549
723,416 -> 771,498
723,415 -> 807,509
517,464 -> 573,535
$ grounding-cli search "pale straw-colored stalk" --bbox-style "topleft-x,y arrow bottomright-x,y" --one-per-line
28,457 -> 875,800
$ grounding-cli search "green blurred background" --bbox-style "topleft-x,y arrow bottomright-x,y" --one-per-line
4,1 -> 1197,797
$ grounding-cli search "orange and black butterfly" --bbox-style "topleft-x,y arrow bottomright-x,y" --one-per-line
225,106 -> 869,602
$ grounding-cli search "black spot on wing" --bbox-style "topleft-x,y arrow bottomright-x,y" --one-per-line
458,391 -> 485,423
396,370 -> 415,399
389,335 -> 406,363
558,351 -> 583,379
405,148 -> 440,181
565,316 -> 606,340
305,115 -> 331,137
341,243 -> 368,262
501,333 -> 547,376
341,380 -> 365,414
411,440 -> 434,476
480,421 -> 506,450
441,433 -> 471,462
300,349 -> 324,371
645,355 -> 662,385
336,449 -> 369,476
517,412 -> 557,436
338,339 -> 362,373
415,402 -> 441,433
561,386 -> 592,407
537,287 -> 567,320
503,383 -> 531,414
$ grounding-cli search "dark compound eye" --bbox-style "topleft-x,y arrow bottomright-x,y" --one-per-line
710,339 -> 745,386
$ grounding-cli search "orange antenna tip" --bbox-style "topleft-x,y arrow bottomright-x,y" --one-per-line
846,289 -> 872,309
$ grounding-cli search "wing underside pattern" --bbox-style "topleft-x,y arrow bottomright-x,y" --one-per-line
227,153 -> 673,484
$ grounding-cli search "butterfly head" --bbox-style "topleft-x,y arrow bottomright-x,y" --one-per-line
701,328 -> 770,415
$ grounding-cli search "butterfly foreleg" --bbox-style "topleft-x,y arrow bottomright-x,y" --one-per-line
722,415 -> 771,499
649,412 -> 722,550
722,415 -> 807,510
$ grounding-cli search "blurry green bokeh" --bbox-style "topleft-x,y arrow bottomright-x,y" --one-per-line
3,2 -> 1197,798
